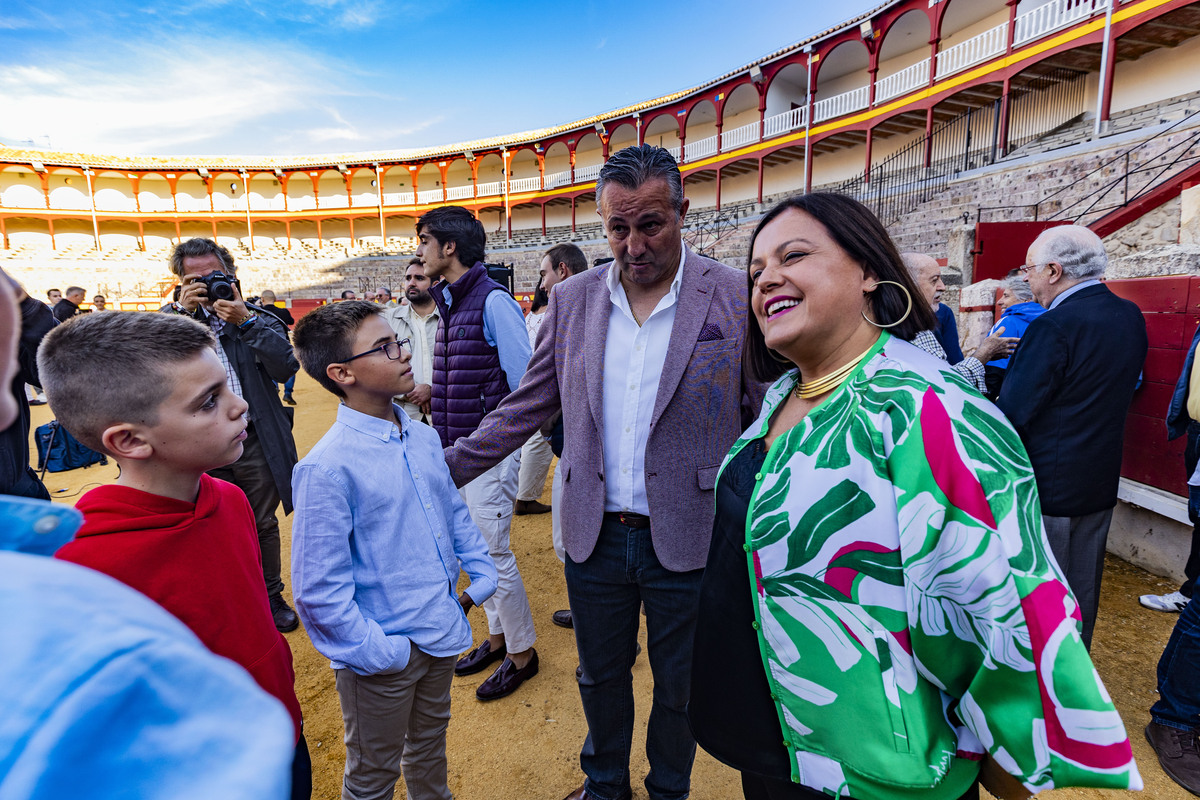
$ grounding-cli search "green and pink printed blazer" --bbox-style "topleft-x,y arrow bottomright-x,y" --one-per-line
725,332 -> 1140,799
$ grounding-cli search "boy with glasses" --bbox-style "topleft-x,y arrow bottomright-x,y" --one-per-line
290,300 -> 496,800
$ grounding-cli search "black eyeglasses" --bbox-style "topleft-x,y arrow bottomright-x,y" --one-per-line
341,338 -> 409,363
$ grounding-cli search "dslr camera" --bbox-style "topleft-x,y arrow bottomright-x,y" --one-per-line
194,271 -> 237,302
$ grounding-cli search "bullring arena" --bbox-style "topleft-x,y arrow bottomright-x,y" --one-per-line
6,0 -> 1200,797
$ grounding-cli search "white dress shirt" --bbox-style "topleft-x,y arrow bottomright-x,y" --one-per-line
601,245 -> 686,514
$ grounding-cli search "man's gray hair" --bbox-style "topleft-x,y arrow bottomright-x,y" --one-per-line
899,252 -> 938,281
169,238 -> 236,278
1030,225 -> 1106,281
595,144 -> 683,212
1004,275 -> 1034,302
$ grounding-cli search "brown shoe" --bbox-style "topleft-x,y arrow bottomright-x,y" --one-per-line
515,499 -> 552,515
1146,722 -> 1200,794
552,609 -> 573,628
561,784 -> 588,800
476,650 -> 539,701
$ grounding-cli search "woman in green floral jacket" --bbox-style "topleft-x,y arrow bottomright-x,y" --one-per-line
687,194 -> 1140,800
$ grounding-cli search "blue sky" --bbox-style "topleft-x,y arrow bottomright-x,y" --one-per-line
0,0 -> 880,157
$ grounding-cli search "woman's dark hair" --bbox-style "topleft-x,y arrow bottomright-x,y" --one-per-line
742,192 -> 937,384
530,284 -> 548,313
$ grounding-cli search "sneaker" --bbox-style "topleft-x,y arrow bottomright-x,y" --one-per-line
1145,722 -> 1200,794
269,593 -> 299,632
1139,591 -> 1190,613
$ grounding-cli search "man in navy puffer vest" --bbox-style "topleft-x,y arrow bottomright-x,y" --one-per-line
417,207 -> 539,701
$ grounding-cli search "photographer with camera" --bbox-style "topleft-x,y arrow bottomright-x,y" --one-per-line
164,238 -> 302,632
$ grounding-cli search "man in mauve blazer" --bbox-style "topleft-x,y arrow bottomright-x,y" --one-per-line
445,145 -> 761,800
998,224 -> 1147,650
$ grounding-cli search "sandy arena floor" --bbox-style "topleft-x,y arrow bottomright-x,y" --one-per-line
30,371 -> 1194,800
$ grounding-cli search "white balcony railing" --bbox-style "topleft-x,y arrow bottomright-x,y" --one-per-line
813,85 -> 869,123
1015,0 -> 1103,45
936,22 -> 1008,79
875,58 -> 931,103
684,134 -> 718,162
476,181 -> 502,197
416,187 -> 443,204
509,176 -> 542,193
544,169 -> 572,189
763,105 -> 808,139
445,184 -> 474,200
666,145 -> 682,162
721,121 -> 760,151
575,163 -> 601,182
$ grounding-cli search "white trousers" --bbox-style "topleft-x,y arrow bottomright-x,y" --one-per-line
516,432 -> 554,502
551,464 -> 565,563
459,451 -> 537,653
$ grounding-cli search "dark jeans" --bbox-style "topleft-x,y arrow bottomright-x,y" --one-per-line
1151,590 -> 1200,731
292,732 -> 312,800
565,516 -> 704,800
1182,483 -> 1200,598
208,425 -> 284,597
277,374 -> 296,396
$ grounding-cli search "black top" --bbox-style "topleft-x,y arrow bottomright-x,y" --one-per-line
688,438 -> 791,779
1,297 -> 56,498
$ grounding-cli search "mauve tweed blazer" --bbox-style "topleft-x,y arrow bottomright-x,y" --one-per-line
444,248 -> 762,572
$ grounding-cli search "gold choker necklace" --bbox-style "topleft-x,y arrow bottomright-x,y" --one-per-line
793,343 -> 876,400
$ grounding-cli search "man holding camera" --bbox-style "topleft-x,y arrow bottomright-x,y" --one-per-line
164,238 -> 302,632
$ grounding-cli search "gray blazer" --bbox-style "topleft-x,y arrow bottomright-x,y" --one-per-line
444,248 -> 761,572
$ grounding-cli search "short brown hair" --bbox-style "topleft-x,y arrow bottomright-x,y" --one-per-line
36,312 -> 217,453
543,243 -> 588,277
292,300 -> 383,398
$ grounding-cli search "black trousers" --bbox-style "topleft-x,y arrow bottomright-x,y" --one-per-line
208,425 -> 284,597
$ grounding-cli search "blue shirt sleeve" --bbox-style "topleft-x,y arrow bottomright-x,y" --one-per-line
482,291 -> 532,392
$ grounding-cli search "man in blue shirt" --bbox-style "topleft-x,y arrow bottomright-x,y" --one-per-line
290,300 -> 497,800
416,207 -> 540,701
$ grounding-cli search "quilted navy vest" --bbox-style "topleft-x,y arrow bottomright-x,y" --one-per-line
430,262 -> 511,447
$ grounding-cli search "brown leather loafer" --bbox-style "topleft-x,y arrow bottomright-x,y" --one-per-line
515,499 -> 552,515
552,609 -> 573,628
454,640 -> 506,676
561,784 -> 589,800
476,650 -> 539,701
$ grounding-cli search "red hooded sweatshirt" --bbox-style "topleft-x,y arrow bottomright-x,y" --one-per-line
56,474 -> 303,740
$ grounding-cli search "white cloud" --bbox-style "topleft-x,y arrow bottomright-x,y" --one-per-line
0,36 -> 440,155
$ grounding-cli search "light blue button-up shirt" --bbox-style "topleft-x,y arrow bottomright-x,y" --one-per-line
291,404 -> 497,676
1048,278 -> 1101,310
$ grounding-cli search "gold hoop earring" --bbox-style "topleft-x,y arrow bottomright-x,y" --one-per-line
862,280 -> 913,329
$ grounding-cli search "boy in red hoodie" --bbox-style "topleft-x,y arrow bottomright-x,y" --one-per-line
39,311 -> 310,799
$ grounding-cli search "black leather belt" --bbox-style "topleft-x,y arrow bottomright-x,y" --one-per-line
606,511 -> 651,529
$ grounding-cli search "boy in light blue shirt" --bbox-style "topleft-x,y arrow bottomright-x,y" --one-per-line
290,300 -> 497,800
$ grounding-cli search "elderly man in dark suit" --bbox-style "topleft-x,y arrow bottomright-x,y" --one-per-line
997,224 -> 1147,649
445,145 -> 760,800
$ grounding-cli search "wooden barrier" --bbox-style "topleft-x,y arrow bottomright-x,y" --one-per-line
1107,275 -> 1200,498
